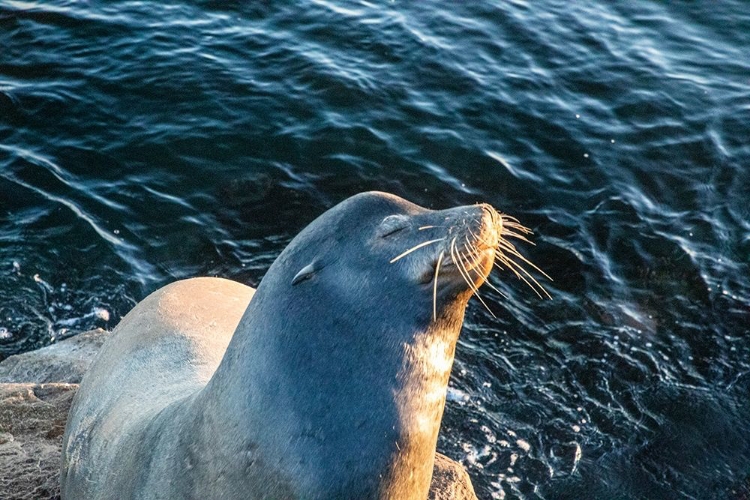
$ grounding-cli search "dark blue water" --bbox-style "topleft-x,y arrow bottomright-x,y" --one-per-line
1,1 -> 749,498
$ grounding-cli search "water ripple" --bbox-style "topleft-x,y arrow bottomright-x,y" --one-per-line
1,1 -> 749,498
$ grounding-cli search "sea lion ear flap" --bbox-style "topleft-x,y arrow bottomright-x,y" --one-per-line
291,262 -> 319,286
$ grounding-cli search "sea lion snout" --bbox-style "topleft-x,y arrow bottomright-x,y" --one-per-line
384,199 -> 549,321
431,204 -> 500,290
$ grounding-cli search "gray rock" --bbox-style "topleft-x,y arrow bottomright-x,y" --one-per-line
429,453 -> 478,500
0,382 -> 77,500
0,330 -> 109,384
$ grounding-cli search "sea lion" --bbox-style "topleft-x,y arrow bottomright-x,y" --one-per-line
61,191 -> 544,499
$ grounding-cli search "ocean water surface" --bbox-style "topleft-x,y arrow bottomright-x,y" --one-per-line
1,1 -> 749,498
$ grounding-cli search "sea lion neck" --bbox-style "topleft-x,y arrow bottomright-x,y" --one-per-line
205,262 -> 464,414
200,260 -> 467,499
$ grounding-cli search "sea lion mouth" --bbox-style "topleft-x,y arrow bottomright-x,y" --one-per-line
390,203 -> 551,320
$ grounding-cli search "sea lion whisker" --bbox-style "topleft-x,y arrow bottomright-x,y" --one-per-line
502,220 -> 532,232
463,235 -> 480,257
494,251 -> 542,290
464,241 -> 500,287
450,239 -> 479,299
494,257 -> 525,284
450,238 -> 473,293
497,255 -> 551,299
418,225 -> 441,231
467,228 -> 498,250
497,239 -> 548,279
452,241 -> 492,313
460,237 -> 509,298
494,257 -> 544,299
501,230 -> 536,245
455,247 -> 496,317
389,238 -> 446,263
499,214 -> 531,230
463,235 -> 477,254
496,240 -> 553,281
461,240 -> 483,273
433,251 -> 445,321
497,239 -> 524,258
460,242 -> 482,273
465,248 -> 507,299
502,221 -> 535,238
504,225 -> 532,236
463,236 -> 493,271
456,253 -> 486,306
477,273 -> 506,298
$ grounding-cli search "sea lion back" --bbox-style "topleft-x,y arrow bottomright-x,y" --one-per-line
61,277 -> 253,499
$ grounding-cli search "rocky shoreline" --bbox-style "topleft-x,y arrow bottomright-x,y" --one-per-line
0,329 -> 476,500
0,330 -> 108,500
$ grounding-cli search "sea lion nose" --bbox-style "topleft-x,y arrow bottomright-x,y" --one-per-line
478,204 -> 501,249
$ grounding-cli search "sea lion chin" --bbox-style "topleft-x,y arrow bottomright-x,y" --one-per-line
61,191 -> 543,500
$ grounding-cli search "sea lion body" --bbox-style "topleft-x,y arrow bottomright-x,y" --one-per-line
61,192 -> 500,499
61,278 -> 258,498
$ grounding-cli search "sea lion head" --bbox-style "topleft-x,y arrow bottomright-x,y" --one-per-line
260,191 -> 503,336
